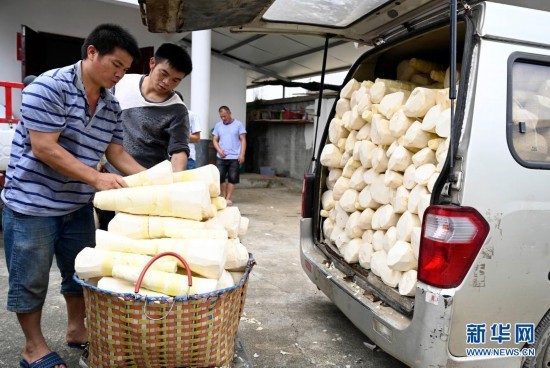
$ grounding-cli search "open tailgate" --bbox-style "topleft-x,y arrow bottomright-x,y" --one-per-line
138,0 -> 451,44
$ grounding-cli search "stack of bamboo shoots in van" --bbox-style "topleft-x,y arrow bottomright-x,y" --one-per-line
75,161 -> 250,297
319,58 -> 455,296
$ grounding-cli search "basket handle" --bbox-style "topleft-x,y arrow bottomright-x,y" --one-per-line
134,251 -> 193,294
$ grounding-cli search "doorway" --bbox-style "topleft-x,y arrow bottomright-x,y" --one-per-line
21,25 -> 153,79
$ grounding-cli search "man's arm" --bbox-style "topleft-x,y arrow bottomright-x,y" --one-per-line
189,131 -> 201,143
105,143 -> 146,176
171,151 -> 188,172
29,130 -> 129,190
165,105 -> 190,170
238,134 -> 247,164
212,135 -> 226,158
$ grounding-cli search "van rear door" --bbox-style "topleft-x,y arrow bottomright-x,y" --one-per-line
139,0 -> 450,44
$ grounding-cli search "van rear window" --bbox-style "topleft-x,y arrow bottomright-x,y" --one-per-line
262,0 -> 388,27
509,59 -> 550,165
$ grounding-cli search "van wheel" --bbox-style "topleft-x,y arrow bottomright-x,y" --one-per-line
522,309 -> 550,368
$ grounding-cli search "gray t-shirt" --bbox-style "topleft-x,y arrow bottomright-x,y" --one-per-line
108,74 -> 190,171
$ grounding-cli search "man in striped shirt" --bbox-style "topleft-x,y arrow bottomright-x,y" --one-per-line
2,24 -> 145,368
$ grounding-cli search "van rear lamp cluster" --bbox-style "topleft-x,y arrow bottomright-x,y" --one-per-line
418,206 -> 490,289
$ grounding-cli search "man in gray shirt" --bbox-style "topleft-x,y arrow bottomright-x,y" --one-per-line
109,43 -> 193,172
99,43 -> 193,230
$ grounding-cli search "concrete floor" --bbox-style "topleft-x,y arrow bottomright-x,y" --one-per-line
0,177 -> 407,368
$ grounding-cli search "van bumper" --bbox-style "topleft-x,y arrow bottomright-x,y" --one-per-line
299,218 -> 522,368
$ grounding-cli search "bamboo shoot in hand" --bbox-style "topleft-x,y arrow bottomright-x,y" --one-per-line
94,182 -> 212,221
173,164 -> 221,197
123,160 -> 173,187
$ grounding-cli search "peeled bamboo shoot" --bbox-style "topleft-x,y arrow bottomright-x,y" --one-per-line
388,146 -> 413,172
358,242 -> 373,269
340,79 -> 360,99
370,115 -> 394,146
389,109 -> 414,138
94,182 -> 212,221
108,213 -> 228,240
403,87 -> 437,118
124,160 -> 173,187
212,197 -> 227,210
371,250 -> 402,287
341,238 -> 362,263
387,240 -> 416,271
382,226 -> 397,252
326,169 -> 342,189
372,230 -> 386,252
320,144 -> 343,168
396,211 -> 421,242
225,239 -> 249,271
340,189 -> 359,213
346,211 -> 364,239
112,265 -> 218,296
217,270 -> 235,290
398,270 -> 417,296
97,277 -> 168,297
216,207 -> 241,239
75,247 -> 178,280
336,99 -> 351,118
173,164 -> 221,197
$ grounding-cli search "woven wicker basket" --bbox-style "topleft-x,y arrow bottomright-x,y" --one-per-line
75,252 -> 254,367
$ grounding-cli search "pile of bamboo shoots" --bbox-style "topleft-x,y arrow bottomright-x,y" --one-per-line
76,161 -> 250,297
319,58 -> 456,296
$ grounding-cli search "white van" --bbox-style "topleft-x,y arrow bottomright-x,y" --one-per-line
142,1 -> 550,366
296,1 -> 550,367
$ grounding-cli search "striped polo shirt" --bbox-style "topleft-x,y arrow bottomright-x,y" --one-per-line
1,61 -> 123,216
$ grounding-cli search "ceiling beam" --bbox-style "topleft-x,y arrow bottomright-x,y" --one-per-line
250,79 -> 340,92
178,38 -> 291,82
256,40 -> 348,67
250,65 -> 351,84
218,34 -> 266,55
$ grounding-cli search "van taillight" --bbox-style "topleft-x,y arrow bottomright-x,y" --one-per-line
302,173 -> 315,218
417,205 -> 490,289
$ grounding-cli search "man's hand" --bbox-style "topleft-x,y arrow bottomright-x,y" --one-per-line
238,154 -> 245,164
93,172 -> 128,191
219,150 -> 227,159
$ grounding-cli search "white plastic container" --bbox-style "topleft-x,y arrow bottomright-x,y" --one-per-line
0,124 -> 16,171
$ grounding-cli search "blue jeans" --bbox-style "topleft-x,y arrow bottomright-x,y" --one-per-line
186,158 -> 196,170
3,203 -> 95,313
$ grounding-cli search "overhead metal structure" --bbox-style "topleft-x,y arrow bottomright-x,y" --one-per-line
137,0 -> 366,88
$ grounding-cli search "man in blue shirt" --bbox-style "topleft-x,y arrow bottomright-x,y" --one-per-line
2,24 -> 144,368
212,106 -> 247,205
187,110 -> 201,170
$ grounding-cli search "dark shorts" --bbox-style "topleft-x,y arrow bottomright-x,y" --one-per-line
216,158 -> 240,184
3,203 -> 95,313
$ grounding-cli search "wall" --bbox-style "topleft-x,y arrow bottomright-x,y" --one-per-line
0,0 -> 246,132
202,56 -> 247,133
245,96 -> 335,180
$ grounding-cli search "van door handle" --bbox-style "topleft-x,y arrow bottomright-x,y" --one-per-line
518,121 -> 527,133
